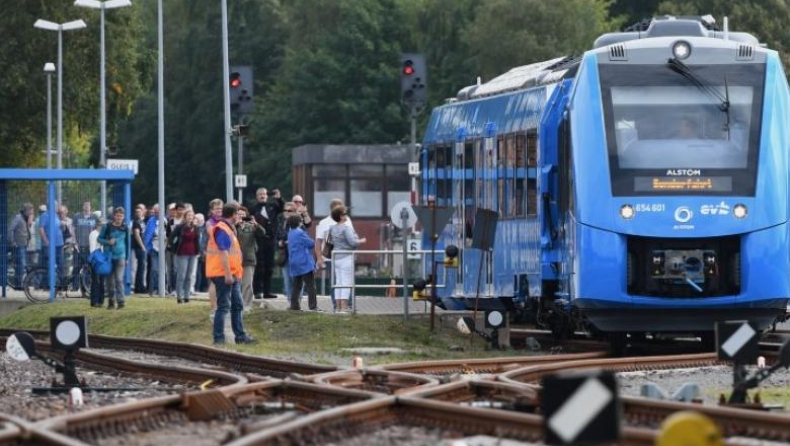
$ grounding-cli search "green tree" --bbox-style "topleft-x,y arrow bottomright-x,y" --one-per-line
0,1 -> 147,169
246,0 -> 409,198
116,0 -> 285,207
462,0 -> 619,81
412,0 -> 478,111
656,0 -> 790,68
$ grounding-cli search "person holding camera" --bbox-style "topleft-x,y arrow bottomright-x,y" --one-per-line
252,187 -> 284,299
286,214 -> 319,311
236,206 -> 265,310
278,195 -> 313,303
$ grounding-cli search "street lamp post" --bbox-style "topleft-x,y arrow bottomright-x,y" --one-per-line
44,63 -> 55,170
75,0 -> 132,217
34,18 -> 87,203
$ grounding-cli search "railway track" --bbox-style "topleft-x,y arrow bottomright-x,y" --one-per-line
0,329 -> 336,378
222,395 -> 660,446
410,375 -> 790,444
1,329 -> 787,444
35,381 -> 378,445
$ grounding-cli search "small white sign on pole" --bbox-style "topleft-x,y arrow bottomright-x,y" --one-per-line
234,174 -> 248,188
106,159 -> 139,175
407,232 -> 422,260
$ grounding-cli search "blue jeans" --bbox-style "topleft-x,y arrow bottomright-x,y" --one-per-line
175,255 -> 197,301
211,277 -> 247,344
13,246 -> 27,288
108,258 -> 126,304
148,251 -> 159,294
39,246 -> 64,279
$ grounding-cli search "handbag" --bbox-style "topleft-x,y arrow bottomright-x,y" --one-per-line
321,230 -> 334,258
275,246 -> 288,267
88,249 -> 112,277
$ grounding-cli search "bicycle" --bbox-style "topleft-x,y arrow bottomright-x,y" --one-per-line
24,242 -> 92,303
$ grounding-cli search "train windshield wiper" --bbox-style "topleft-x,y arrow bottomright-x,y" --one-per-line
667,58 -> 731,137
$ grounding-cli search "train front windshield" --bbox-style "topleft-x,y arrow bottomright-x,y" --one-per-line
600,63 -> 765,196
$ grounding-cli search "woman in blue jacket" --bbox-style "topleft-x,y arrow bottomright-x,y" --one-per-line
286,214 -> 318,311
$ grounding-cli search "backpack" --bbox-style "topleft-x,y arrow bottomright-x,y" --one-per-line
88,248 -> 112,276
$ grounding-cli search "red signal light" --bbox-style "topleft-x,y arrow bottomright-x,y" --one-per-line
230,73 -> 241,88
402,61 -> 415,76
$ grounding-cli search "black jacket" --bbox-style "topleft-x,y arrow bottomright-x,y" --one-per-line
252,198 -> 284,241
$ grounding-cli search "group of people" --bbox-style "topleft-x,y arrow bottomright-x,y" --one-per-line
6,188 -> 367,345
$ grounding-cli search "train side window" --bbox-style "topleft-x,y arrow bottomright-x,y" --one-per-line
504,136 -> 516,217
526,131 -> 538,167
527,179 -> 537,217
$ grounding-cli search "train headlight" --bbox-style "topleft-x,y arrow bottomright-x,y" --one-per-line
733,204 -> 748,219
620,204 -> 635,220
672,41 -> 691,60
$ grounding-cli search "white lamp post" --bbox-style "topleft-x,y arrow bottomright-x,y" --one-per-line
75,0 -> 132,217
34,19 -> 87,203
44,62 -> 56,170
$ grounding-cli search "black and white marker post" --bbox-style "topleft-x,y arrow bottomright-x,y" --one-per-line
542,370 -> 620,445
6,316 -> 142,394
716,321 -> 790,405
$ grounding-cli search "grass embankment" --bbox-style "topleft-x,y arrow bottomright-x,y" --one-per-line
0,297 -> 520,366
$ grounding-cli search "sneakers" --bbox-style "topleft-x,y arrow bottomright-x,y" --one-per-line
263,294 -> 278,299
117,303 -> 125,310
107,301 -> 116,310
254,293 -> 263,300
235,336 -> 257,345
177,299 -> 183,304
307,308 -> 325,313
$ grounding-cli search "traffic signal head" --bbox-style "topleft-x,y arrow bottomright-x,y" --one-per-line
444,244 -> 459,267
230,72 -> 242,89
400,53 -> 427,106
229,65 -> 254,115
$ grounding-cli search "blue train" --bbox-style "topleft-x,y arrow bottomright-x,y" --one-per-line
420,16 -> 790,348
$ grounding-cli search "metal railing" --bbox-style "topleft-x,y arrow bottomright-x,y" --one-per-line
321,248 -> 449,316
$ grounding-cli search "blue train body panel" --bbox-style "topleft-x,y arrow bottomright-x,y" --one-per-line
420,18 -> 790,333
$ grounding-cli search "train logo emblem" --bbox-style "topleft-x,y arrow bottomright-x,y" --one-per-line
673,206 -> 693,223
700,202 -> 730,216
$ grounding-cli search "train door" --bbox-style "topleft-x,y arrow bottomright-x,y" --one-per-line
452,139 -> 466,296
471,135 -> 495,297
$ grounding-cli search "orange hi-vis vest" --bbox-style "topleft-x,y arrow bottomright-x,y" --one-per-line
205,220 -> 243,279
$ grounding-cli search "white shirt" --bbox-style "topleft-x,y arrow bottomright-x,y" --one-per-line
89,228 -> 101,253
316,215 -> 353,240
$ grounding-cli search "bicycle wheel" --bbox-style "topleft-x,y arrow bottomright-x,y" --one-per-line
80,265 -> 92,298
24,268 -> 58,303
